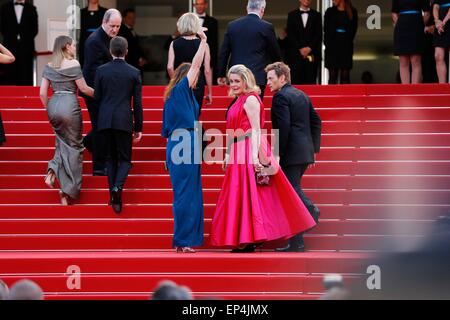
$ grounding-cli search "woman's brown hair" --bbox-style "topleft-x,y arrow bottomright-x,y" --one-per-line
164,63 -> 191,101
344,0 -> 354,20
50,35 -> 73,69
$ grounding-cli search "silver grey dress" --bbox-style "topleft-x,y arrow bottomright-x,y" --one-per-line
42,65 -> 84,199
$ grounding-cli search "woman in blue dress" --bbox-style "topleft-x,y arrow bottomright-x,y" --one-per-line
161,15 -> 207,253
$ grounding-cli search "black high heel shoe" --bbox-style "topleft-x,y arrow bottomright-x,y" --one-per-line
231,244 -> 258,253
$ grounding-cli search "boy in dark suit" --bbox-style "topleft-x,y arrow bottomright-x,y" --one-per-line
218,0 -> 281,100
94,36 -> 143,214
0,0 -> 38,85
266,62 -> 322,252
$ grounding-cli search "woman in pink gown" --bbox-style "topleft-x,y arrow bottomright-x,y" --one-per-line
210,64 -> 316,252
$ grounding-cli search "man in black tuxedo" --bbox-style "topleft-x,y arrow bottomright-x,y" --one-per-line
83,8 -> 122,176
94,36 -> 143,214
286,0 -> 322,85
218,0 -> 281,101
0,0 -> 38,85
119,8 -> 147,73
194,0 -> 218,84
266,62 -> 322,252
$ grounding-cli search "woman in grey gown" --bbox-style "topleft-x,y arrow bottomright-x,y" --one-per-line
40,36 -> 94,205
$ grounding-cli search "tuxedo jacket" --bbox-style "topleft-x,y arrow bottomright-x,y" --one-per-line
83,27 -> 112,87
286,8 -> 322,64
0,2 -> 38,54
94,59 -> 143,134
119,24 -> 143,69
201,14 -> 219,68
218,14 -> 281,85
271,84 -> 322,167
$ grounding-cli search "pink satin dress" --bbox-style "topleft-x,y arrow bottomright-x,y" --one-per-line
210,92 -> 316,247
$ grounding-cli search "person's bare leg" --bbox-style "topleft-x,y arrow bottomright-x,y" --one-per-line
411,54 -> 423,84
435,47 -> 447,83
399,55 -> 411,84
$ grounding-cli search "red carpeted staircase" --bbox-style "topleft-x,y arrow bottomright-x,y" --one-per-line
0,84 -> 449,299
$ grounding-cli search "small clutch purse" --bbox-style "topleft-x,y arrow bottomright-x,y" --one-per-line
255,171 -> 270,185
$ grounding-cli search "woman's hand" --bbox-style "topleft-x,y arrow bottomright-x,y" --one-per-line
436,19 -> 445,34
205,93 -> 213,105
425,25 -> 435,34
253,158 -> 264,172
198,27 -> 208,41
222,153 -> 230,171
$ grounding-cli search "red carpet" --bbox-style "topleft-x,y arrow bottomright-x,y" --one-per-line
0,84 -> 449,299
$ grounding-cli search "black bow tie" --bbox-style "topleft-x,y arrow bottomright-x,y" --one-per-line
14,2 -> 25,6
300,10 -> 309,15
198,16 -> 205,19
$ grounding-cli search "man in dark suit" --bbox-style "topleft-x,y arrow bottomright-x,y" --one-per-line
194,0 -> 218,84
95,36 -> 143,214
119,8 -> 147,72
218,0 -> 281,100
266,62 -> 322,252
83,8 -> 122,176
79,0 -> 107,66
286,0 -> 322,85
0,0 -> 38,85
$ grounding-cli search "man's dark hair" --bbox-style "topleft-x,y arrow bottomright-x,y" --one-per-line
122,8 -> 135,18
110,36 -> 128,58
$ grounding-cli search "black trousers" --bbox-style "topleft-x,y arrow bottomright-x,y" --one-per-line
281,164 -> 320,245
83,96 -> 106,173
3,49 -> 34,85
291,59 -> 318,85
100,129 -> 133,191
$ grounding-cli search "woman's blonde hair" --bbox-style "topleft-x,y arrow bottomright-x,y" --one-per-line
227,64 -> 261,97
164,63 -> 191,101
50,35 -> 74,69
177,12 -> 201,36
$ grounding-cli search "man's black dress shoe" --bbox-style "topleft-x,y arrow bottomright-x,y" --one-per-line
111,187 -> 122,214
93,168 -> 107,176
276,233 -> 305,252
231,244 -> 257,253
275,243 -> 305,252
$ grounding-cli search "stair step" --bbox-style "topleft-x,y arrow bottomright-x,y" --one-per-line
1,147 -> 449,163
4,120 -> 450,135
0,219 -> 434,236
0,189 -> 448,205
0,274 -> 363,294
3,133 -> 450,148
0,234 -> 423,251
2,108 -> 450,122
0,175 -> 448,190
0,252 -> 369,274
0,204 -> 447,220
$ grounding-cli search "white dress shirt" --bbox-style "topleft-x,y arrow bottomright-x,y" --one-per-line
196,12 -> 206,27
14,1 -> 25,24
300,8 -> 310,28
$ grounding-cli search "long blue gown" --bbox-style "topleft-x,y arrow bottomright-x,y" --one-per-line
161,76 -> 204,247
